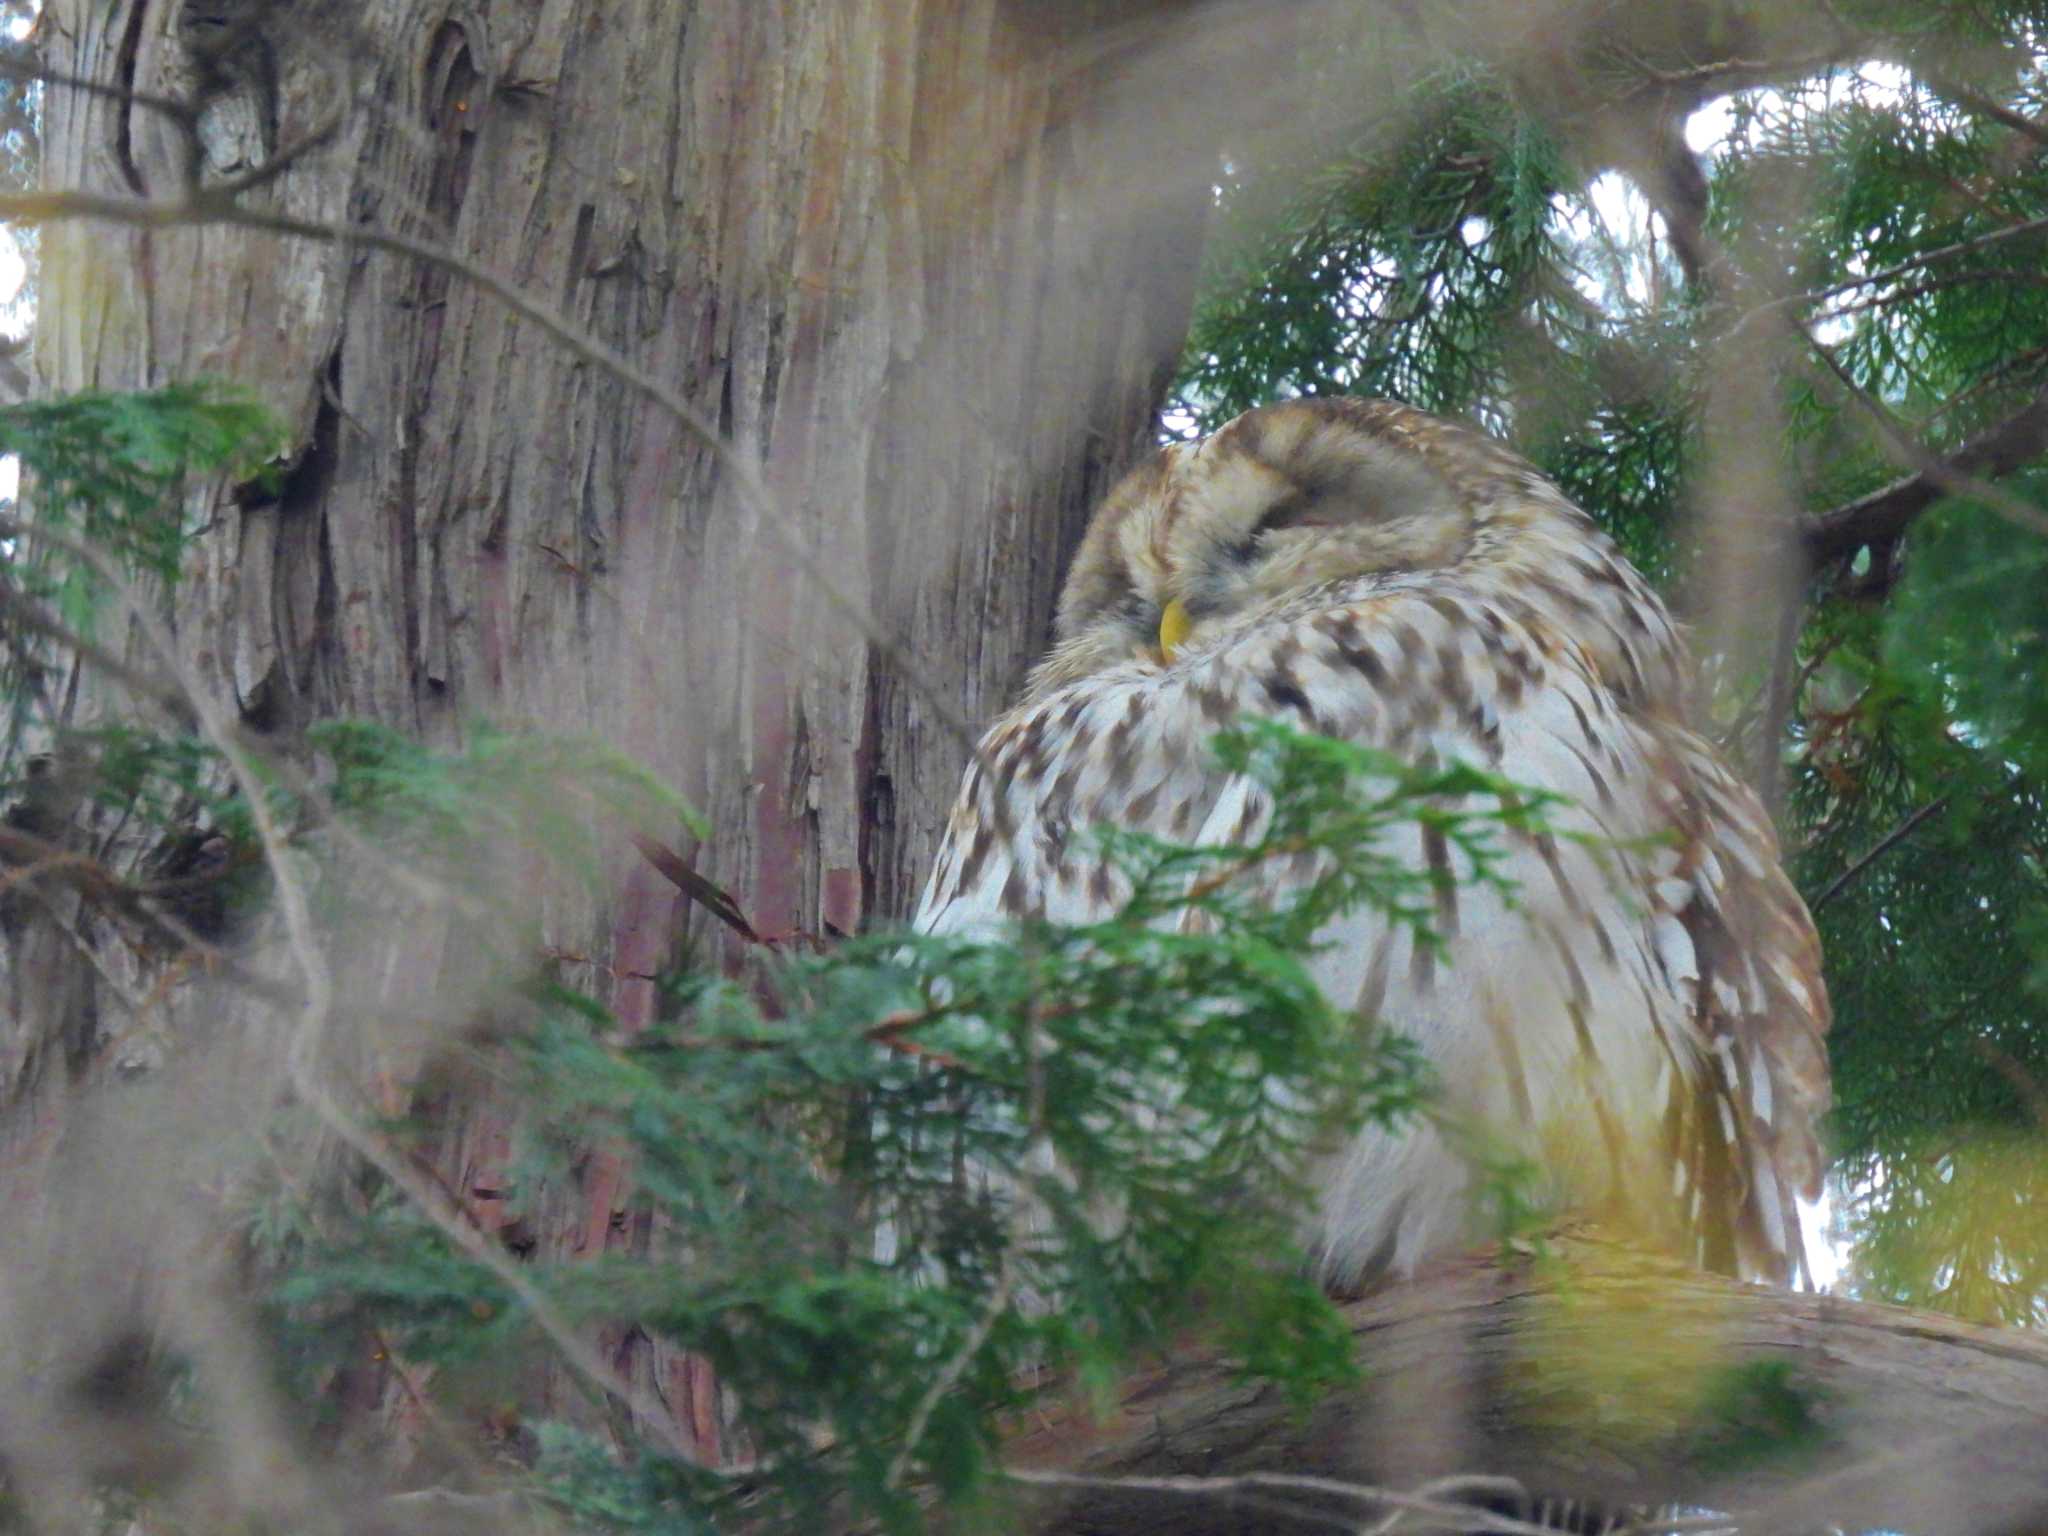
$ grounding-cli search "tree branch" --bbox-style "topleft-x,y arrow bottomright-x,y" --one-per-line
1807,333 -> 2048,541
59,529 -> 749,1479
1002,1236 -> 2048,1536
0,54 -> 200,140
1751,212 -> 2048,323
1810,794 -> 1950,911
1921,74 -> 2048,150
1006,1467 -> 1577,1536
1802,378 -> 2048,564
1812,267 -> 2048,324
1613,77 -> 2048,582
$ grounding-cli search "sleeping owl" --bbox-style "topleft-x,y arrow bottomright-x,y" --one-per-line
913,397 -> 1829,1288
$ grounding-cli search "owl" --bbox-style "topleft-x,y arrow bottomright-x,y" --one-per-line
913,397 -> 1830,1288
176,0 -> 279,178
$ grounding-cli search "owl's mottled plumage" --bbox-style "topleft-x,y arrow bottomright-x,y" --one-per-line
915,398 -> 1829,1287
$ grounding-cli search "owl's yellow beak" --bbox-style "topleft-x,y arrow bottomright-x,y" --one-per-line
1158,598 -> 1193,662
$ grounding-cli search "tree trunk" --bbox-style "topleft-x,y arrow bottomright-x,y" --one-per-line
1007,1236 -> 2048,1535
10,0 -> 1207,1474
16,1 -> 2048,1527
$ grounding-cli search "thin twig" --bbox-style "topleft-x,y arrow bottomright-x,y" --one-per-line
0,781 -> 302,1008
885,1243 -> 1017,1491
1362,1475 -> 1533,1536
257,745 -> 500,923
1615,45 -> 1855,97
204,102 -> 351,200
1749,212 -> 2048,323
1920,75 -> 2048,149
1970,1037 -> 2048,1130
0,834 -> 120,899
0,554 -> 197,718
1612,1514 -> 1743,1536
0,526 -> 321,1000
20,882 -> 155,1021
1812,267 -> 2048,324
1810,795 -> 1949,912
294,1072 -> 746,1477
673,1006 -> 968,1069
45,500 -> 334,1044
1917,343 -> 2048,433
0,54 -> 200,137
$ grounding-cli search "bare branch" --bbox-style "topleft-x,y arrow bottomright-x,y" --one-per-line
31,500 -> 334,1031
1751,212 -> 2048,324
1611,37 -> 1860,104
0,823 -> 280,1001
0,523 -> 500,965
18,880 -> 156,1021
1812,267 -> 2048,324
0,550 -> 197,719
291,1072 -> 751,1476
1810,795 -> 1951,912
201,102 -> 349,199
0,53 -> 200,139
1970,1037 -> 2048,1131
886,1249 -> 1018,1494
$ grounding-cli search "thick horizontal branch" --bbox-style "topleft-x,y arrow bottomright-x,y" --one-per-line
1002,1236 -> 2048,1536
1802,378 -> 2048,565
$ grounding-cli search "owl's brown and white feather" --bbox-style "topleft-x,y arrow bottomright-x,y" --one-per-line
915,398 -> 1829,1287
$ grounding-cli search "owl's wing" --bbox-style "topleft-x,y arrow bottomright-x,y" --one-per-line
914,577 -> 1828,1284
1661,735 -> 1832,1278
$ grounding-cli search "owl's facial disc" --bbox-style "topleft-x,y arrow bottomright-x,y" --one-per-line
1158,439 -> 1474,651
1034,404 -> 1478,700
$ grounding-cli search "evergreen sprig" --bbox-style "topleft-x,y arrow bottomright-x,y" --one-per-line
0,383 -> 284,594
269,719 -> 1550,1532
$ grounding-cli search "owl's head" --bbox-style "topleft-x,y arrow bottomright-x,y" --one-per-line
1028,397 -> 1557,700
